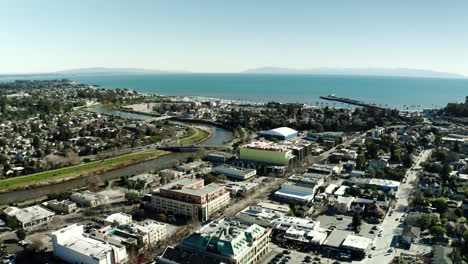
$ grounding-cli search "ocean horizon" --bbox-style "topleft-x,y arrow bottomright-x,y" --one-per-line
2,73 -> 467,109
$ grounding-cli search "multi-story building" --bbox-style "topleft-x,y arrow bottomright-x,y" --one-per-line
274,182 -> 316,204
43,199 -> 78,214
308,164 -> 342,175
3,205 -> 55,229
157,218 -> 271,264
152,178 -> 230,221
212,164 -> 257,180
239,141 -> 295,165
51,224 -> 128,264
70,191 -> 110,207
92,220 -> 167,247
104,213 -> 133,226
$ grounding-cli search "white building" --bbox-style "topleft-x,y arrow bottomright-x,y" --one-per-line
368,178 -> 400,191
51,224 -> 127,264
104,213 -> 133,226
334,186 -> 349,197
43,200 -> 78,214
70,191 -> 110,207
308,164 -> 342,175
274,182 -> 316,204
3,205 -> 55,229
93,220 -> 167,247
334,196 -> 355,214
341,235 -> 372,253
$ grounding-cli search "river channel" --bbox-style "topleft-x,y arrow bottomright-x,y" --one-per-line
0,107 -> 234,204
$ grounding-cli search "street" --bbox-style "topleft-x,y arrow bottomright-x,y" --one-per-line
358,149 -> 432,264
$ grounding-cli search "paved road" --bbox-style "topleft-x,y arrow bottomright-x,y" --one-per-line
359,149 -> 432,264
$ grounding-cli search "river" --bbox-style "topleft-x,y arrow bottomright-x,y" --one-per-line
90,106 -> 234,145
0,107 -> 234,204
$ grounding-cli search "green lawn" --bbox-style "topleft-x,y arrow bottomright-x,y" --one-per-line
175,127 -> 210,144
0,149 -> 165,191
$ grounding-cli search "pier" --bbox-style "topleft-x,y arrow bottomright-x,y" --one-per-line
320,94 -> 388,109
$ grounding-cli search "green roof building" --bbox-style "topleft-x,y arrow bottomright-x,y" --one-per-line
158,218 -> 271,264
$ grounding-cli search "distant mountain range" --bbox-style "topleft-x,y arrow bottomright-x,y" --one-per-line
0,67 -> 187,78
57,67 -> 188,75
1,67 -> 465,79
243,67 -> 466,78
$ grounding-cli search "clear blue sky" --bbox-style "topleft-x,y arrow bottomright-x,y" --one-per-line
1,0 -> 467,75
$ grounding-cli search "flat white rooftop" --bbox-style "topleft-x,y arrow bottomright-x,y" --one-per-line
274,189 -> 315,202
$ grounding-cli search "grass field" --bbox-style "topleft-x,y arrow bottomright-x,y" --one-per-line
175,127 -> 210,144
0,149 -> 165,192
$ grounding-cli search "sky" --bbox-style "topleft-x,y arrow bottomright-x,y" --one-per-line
1,0 -> 468,75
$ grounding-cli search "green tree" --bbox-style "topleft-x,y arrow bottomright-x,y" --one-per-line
351,213 -> 362,231
157,213 -> 168,222
390,147 -> 402,163
16,228 -> 27,240
125,192 -> 140,204
430,225 -> 447,238
403,154 -> 413,168
32,136 -> 41,149
6,217 -> 19,229
431,198 -> 448,214
356,154 -> 367,170
419,214 -> 437,230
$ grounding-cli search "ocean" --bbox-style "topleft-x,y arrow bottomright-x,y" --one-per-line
4,74 -> 468,109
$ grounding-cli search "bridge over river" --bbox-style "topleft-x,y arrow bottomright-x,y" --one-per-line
157,143 -> 230,152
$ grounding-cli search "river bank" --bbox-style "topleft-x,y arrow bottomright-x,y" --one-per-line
0,149 -> 168,194
0,152 -> 196,204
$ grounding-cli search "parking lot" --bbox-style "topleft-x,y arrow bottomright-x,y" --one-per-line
316,215 -> 378,239
261,243 -> 341,264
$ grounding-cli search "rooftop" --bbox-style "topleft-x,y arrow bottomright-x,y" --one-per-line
368,178 -> 401,188
105,213 -> 132,225
52,224 -> 124,259
341,235 -> 372,250
213,164 -> 256,174
260,127 -> 298,137
180,218 -> 268,257
274,188 -> 315,201
241,141 -> 293,153
4,205 -> 54,224
71,191 -> 108,201
323,229 -> 353,248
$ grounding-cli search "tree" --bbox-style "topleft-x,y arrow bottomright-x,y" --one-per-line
351,213 -> 362,231
356,154 -> 367,170
32,136 -> 41,149
419,214 -> 437,230
157,213 -> 168,222
453,142 -> 461,153
390,147 -> 402,163
430,225 -> 447,238
366,142 -> 379,159
431,198 -> 448,214
16,228 -> 27,240
6,217 -> 19,229
403,154 -> 413,168
345,186 -> 362,197
125,192 -> 140,204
